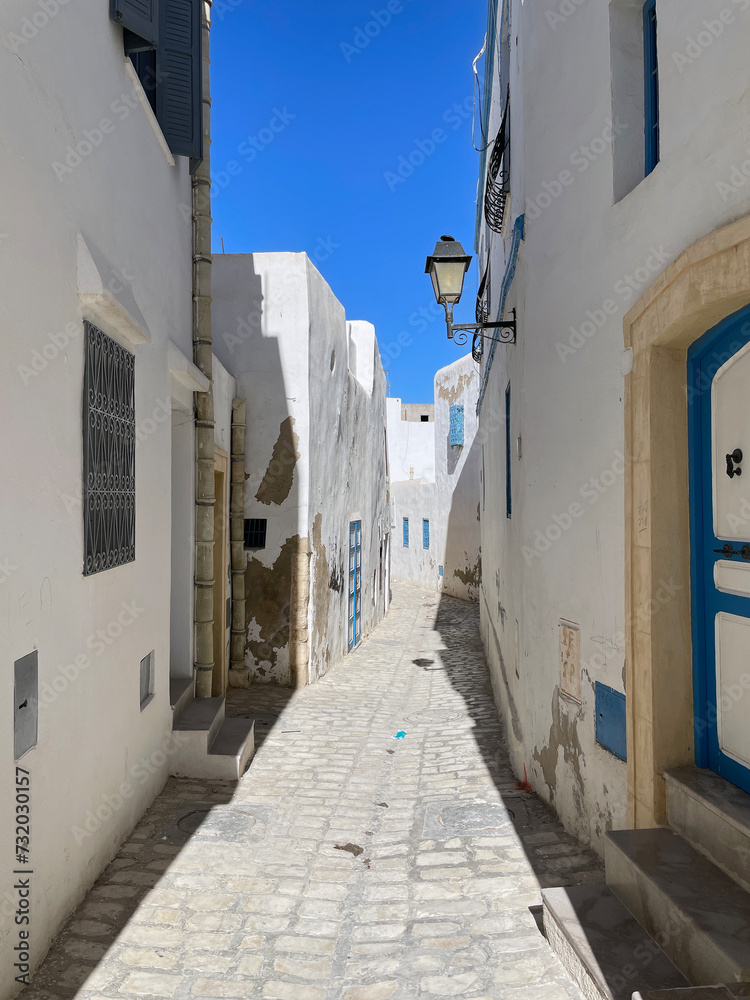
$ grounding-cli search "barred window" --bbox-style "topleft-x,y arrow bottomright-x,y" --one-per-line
244,518 -> 267,549
449,404 -> 465,446
83,322 -> 136,576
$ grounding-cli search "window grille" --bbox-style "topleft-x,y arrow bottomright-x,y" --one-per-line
403,518 -> 409,547
449,404 -> 465,446
422,519 -> 430,549
83,322 -> 135,576
244,518 -> 267,549
484,88 -> 510,233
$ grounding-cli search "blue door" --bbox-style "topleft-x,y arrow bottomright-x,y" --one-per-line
348,521 -> 362,651
689,305 -> 750,792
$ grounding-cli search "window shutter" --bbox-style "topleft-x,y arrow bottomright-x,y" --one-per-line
110,0 -> 158,52
403,519 -> 409,547
422,519 -> 430,549
155,0 -> 202,159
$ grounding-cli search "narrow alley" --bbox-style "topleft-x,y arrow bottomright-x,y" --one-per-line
23,587 -> 602,1000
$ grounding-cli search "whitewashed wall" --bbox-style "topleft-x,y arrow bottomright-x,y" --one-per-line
0,1 -> 194,991
476,0 -> 750,851
386,397 -> 436,483
212,254 -> 390,686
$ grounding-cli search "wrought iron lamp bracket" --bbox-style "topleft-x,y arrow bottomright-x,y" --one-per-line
443,305 -> 516,346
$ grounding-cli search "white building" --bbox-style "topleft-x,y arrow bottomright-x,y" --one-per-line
212,253 -> 391,687
0,2 -> 257,993
388,355 -> 481,600
474,0 -> 750,984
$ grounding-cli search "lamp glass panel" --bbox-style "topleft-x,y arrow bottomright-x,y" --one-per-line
432,260 -> 466,303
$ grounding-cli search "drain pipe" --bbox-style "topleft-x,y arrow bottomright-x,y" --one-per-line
192,0 -> 215,698
229,399 -> 247,680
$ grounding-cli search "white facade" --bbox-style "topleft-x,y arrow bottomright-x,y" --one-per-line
475,0 -> 750,851
388,355 -> 481,600
0,2 -> 203,993
212,253 -> 391,687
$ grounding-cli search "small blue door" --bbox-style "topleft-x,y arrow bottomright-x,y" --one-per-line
689,305 -> 750,792
348,520 -> 362,651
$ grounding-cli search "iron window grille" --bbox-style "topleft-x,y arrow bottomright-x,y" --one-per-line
244,518 -> 267,549
449,404 -> 465,446
484,88 -> 510,234
83,322 -> 135,576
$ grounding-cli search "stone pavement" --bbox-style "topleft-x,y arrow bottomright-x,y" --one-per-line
22,586 -> 603,1000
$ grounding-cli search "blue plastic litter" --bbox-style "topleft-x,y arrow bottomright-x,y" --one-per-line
394,731 -> 406,740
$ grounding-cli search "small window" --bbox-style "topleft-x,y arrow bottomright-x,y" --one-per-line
244,518 -> 267,549
422,519 -> 430,549
420,414 -> 429,422
403,518 -> 409,547
449,404 -> 465,446
643,0 -> 659,175
505,383 -> 512,519
140,651 -> 155,709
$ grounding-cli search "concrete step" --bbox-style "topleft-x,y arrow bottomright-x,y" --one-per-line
666,766 -> 750,894
606,828 -> 750,986
170,697 -> 226,779
208,718 -> 255,780
542,884 -> 688,1000
169,675 -> 194,726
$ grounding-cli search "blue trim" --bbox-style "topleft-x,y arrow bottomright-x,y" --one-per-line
595,683 -> 627,762
505,382 -> 511,518
643,0 -> 659,176
422,518 -> 430,549
402,517 -> 409,548
348,520 -> 362,651
449,404 -> 465,446
477,214 -> 525,415
688,304 -> 750,791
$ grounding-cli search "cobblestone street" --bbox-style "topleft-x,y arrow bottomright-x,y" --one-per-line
23,587 -> 603,1000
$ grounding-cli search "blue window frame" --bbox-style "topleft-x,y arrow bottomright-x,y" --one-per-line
505,382 -> 512,519
402,518 -> 409,547
422,519 -> 430,549
449,404 -> 465,446
643,0 -> 659,175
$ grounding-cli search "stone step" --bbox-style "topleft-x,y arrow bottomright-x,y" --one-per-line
666,766 -> 750,894
606,828 -> 750,986
170,697 -> 227,779
173,695 -> 225,745
169,675 -> 194,726
542,884 -> 688,1000
208,718 -> 255,779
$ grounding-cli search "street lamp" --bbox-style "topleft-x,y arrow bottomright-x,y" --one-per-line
425,235 -> 516,345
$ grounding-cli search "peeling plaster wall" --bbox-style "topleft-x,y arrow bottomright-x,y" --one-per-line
212,253 -> 311,685
472,0 -> 750,852
212,254 -> 390,687
0,7 -> 195,991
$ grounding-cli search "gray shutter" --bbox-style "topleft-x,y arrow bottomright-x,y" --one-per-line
110,0 -> 158,51
156,0 -> 202,159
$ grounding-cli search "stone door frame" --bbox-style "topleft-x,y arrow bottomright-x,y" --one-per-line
624,215 -> 750,829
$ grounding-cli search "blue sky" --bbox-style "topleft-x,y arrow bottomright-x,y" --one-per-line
210,0 -> 487,403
